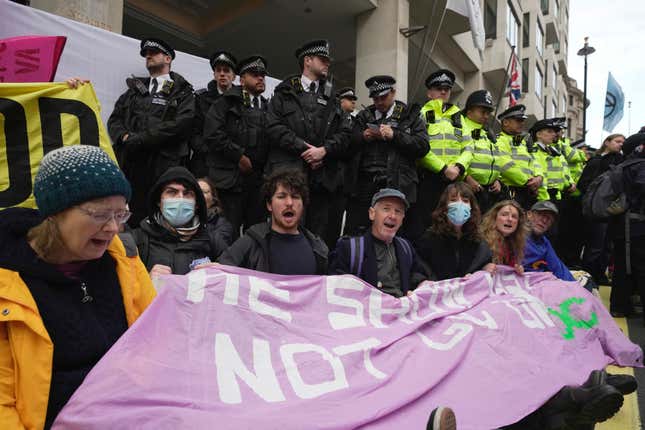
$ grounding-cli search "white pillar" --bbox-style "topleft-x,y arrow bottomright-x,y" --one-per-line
355,0 -> 409,106
30,0 -> 124,34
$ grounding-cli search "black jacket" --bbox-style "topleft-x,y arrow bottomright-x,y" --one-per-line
609,151 -> 645,239
218,220 -> 328,274
203,85 -> 269,190
350,101 -> 429,202
329,232 -> 427,296
128,166 -> 233,274
107,72 -> 195,223
266,75 -> 351,192
578,152 -> 624,194
108,72 -> 195,173
415,230 -> 492,280
189,80 -> 225,177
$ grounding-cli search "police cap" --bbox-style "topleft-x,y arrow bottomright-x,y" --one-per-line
365,75 -> 396,98
210,51 -> 237,71
497,104 -> 528,121
237,55 -> 268,76
529,118 -> 558,135
337,87 -> 357,101
140,38 -> 175,60
465,90 -> 494,111
425,69 -> 456,89
295,39 -> 330,60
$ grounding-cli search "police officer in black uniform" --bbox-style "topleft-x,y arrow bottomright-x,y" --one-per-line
108,37 -> 195,225
345,75 -> 429,236
337,87 -> 357,117
189,51 -> 237,177
203,55 -> 270,239
266,39 -> 351,242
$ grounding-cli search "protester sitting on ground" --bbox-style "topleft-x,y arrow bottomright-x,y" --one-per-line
329,188 -> 427,297
415,182 -> 494,280
197,177 -> 235,243
0,146 -> 156,429
127,167 -> 232,276
522,201 -> 575,282
218,170 -> 328,274
480,200 -> 527,274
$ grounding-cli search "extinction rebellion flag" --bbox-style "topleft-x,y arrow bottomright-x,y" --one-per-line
603,72 -> 625,132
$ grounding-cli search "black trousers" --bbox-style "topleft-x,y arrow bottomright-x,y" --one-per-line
582,220 -> 610,283
475,186 -> 504,216
403,171 -> 452,241
610,235 -> 645,316
219,171 -> 266,240
321,191 -> 347,249
305,187 -> 345,246
344,177 -> 381,237
506,186 -> 538,211
555,195 -> 584,267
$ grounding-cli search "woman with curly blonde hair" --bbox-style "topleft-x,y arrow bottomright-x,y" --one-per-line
480,200 -> 528,274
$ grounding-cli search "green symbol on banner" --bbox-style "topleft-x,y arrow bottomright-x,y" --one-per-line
548,297 -> 598,340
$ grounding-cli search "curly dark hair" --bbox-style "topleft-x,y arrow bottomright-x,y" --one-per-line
430,182 -> 482,240
262,169 -> 310,205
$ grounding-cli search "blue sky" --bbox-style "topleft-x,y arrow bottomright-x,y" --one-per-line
567,0 -> 645,146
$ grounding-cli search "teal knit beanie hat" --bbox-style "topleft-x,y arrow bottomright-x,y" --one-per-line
34,145 -> 132,217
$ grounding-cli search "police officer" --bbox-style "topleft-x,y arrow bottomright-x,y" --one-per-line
345,75 -> 428,236
462,90 -> 528,214
337,87 -> 357,117
496,104 -> 546,209
108,37 -> 195,225
266,39 -> 351,243
530,119 -> 573,202
189,51 -> 237,177
408,69 -> 472,239
203,55 -> 269,239
552,117 -> 585,266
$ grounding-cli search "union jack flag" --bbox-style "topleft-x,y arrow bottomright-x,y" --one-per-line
508,52 -> 521,106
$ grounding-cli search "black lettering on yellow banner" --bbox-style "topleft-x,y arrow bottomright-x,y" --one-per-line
0,83 -> 115,209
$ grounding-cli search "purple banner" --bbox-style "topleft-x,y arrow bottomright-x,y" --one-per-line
53,266 -> 642,430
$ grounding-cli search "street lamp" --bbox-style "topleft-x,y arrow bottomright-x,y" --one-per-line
577,37 -> 595,141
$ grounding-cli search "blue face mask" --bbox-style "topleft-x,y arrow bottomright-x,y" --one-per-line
447,201 -> 471,226
161,198 -> 195,227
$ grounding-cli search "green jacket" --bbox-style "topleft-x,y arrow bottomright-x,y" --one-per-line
497,131 -> 548,200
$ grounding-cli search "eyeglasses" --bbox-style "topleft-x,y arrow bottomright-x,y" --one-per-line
76,206 -> 132,225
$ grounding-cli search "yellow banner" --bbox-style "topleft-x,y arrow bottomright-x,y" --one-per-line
0,82 -> 116,209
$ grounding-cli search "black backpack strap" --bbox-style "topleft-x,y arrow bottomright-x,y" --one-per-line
349,236 -> 365,275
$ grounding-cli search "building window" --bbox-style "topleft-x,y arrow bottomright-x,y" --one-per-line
484,0 -> 497,39
552,63 -> 557,90
506,2 -> 520,47
569,95 -> 573,106
551,100 -> 557,117
562,96 -> 566,114
522,58 -> 529,93
522,13 -> 530,48
567,118 -> 572,137
536,21 -> 544,56
535,65 -> 543,98
554,0 -> 559,18
544,60 -> 548,87
541,0 -> 549,15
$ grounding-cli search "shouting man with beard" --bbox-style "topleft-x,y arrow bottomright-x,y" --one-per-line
218,170 -> 329,275
108,37 -> 195,225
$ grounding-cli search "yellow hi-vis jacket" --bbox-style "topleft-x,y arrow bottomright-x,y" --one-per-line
418,99 -> 473,174
533,141 -> 572,200
497,131 -> 549,200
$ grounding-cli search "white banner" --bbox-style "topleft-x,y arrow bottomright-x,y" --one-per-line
0,0 -> 279,129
